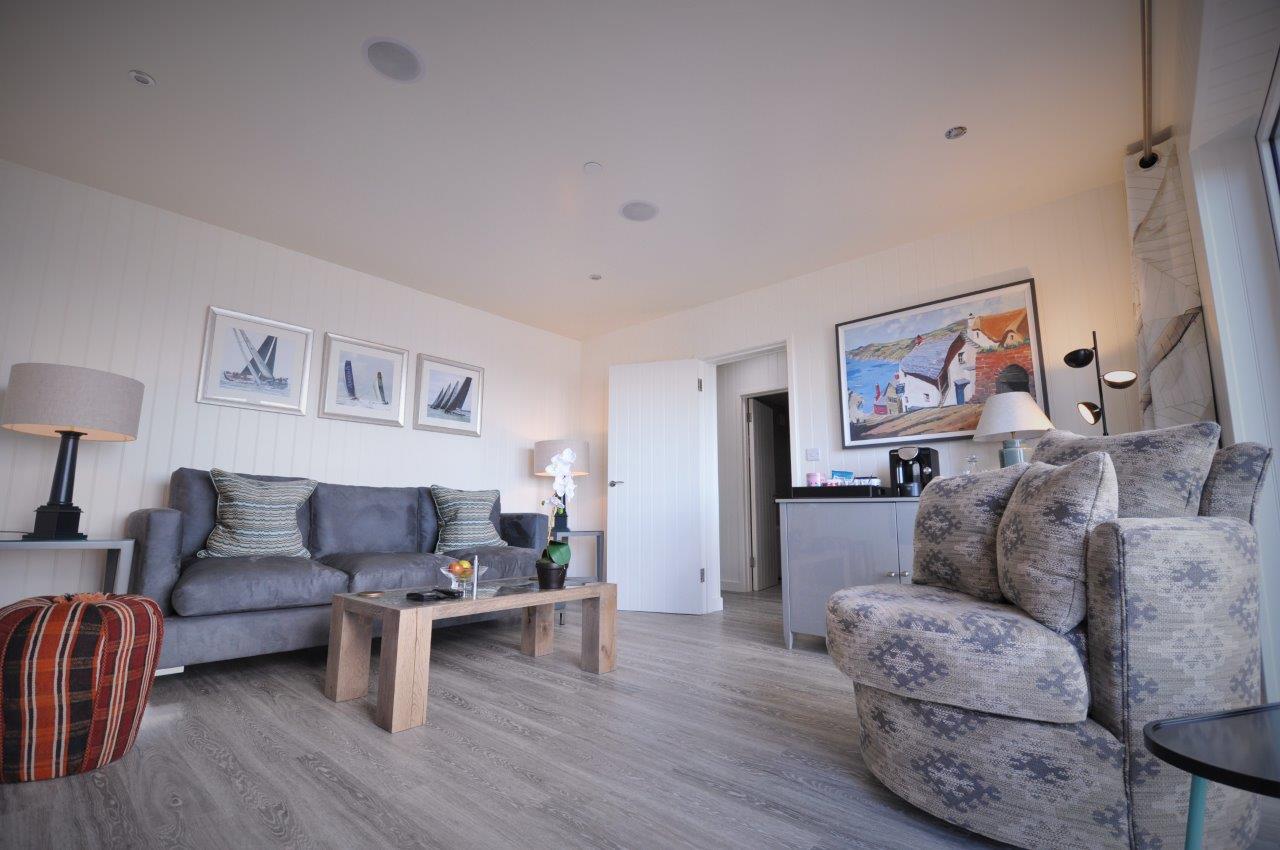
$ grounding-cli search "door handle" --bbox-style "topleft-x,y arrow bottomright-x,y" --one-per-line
609,480 -> 624,487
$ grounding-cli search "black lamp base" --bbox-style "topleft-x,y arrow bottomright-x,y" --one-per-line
24,504 -> 86,540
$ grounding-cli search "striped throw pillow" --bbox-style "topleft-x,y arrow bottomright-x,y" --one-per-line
197,469 -> 317,559
430,486 -> 507,553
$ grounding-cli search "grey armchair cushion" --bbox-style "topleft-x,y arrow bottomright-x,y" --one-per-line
1030,422 -> 1219,518
170,467 -> 313,560
124,507 -> 184,615
1199,442 -> 1273,522
430,486 -> 507,553
826,583 -> 1089,723
911,464 -> 1027,601
198,469 -> 317,558
442,545 -> 538,580
321,551 -> 454,592
171,556 -> 347,616
309,483 -> 420,559
997,453 -> 1117,633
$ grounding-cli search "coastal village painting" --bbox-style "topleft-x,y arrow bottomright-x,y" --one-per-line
835,279 -> 1047,447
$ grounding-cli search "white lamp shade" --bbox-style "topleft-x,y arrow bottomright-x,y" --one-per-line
972,391 -> 1053,442
2,363 -> 144,441
533,439 -> 590,476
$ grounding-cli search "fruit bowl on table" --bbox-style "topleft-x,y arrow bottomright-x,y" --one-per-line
439,559 -> 488,592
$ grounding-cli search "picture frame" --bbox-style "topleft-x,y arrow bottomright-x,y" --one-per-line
834,278 -> 1048,448
196,306 -> 314,415
317,333 -> 408,427
413,354 -> 484,437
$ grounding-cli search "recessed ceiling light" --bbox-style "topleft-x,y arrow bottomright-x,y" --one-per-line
620,200 -> 659,222
588,274 -> 603,281
129,69 -> 155,87
944,126 -> 967,140
582,161 -> 603,174
363,38 -> 422,82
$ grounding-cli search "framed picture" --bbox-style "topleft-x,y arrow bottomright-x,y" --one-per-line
835,278 -> 1047,448
414,354 -> 484,437
317,333 -> 408,427
197,307 -> 313,415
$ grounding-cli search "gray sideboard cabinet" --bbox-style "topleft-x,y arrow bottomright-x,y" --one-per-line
777,497 -> 919,648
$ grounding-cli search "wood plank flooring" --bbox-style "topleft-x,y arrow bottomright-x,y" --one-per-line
2,589 -> 1278,849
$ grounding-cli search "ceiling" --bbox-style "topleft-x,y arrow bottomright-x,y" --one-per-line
0,1 -> 1141,338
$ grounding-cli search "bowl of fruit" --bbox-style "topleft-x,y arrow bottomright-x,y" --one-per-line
439,558 -> 488,592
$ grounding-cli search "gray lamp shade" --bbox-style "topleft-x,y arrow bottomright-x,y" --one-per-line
2,363 -> 144,441
972,391 -> 1053,442
533,439 -> 589,476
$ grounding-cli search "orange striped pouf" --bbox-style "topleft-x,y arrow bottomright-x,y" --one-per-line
0,592 -> 163,782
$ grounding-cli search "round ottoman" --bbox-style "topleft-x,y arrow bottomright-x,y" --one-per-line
0,592 -> 163,782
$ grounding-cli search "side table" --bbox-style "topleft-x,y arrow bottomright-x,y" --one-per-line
1144,702 -> 1280,849
551,529 -> 605,624
0,535 -> 135,595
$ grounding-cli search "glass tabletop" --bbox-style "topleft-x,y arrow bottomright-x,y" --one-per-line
1143,702 -> 1280,797
342,576 -> 601,609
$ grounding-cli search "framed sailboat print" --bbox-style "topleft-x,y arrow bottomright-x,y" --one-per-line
413,353 -> 484,437
318,333 -> 408,427
196,306 -> 313,415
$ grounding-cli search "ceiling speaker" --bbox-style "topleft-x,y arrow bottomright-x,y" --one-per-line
619,201 -> 659,222
364,39 -> 422,82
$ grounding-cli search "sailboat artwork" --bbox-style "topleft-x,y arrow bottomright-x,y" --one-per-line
334,349 -> 396,410
318,332 -> 407,427
415,354 -> 483,436
425,372 -> 474,423
198,307 -> 313,416
221,330 -> 290,395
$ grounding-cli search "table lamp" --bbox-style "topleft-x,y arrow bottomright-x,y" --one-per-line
973,391 -> 1053,467
533,439 -> 589,531
1,363 -> 144,539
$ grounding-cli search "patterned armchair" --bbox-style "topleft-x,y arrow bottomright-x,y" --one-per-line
827,427 -> 1272,850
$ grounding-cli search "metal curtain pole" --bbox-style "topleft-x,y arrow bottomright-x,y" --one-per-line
1139,0 -> 1158,168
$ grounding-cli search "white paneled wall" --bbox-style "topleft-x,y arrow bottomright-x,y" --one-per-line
577,183 -> 1140,533
716,348 -> 787,592
0,160 -> 581,604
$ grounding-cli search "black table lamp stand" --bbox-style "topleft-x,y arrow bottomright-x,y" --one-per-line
26,429 -> 87,540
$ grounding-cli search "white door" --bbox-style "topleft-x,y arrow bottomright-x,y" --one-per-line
607,360 -> 720,614
747,398 -> 781,590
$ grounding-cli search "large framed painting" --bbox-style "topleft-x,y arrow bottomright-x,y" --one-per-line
835,278 -> 1048,448
197,307 -> 313,415
413,354 -> 484,437
318,333 -> 408,427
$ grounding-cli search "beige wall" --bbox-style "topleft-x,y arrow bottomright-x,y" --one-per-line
576,182 -> 1140,533
0,160 -> 582,604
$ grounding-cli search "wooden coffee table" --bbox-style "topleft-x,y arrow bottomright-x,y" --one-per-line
324,578 -> 617,732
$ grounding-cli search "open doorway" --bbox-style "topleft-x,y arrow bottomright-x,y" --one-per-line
744,392 -> 791,591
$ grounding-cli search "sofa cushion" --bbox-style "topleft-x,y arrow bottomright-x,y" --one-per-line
170,467 -> 313,561
309,483 -> 420,559
911,464 -> 1027,602
430,486 -> 507,553
443,545 -> 538,580
197,469 -> 317,559
826,583 -> 1089,723
321,551 -> 455,593
171,556 -> 347,616
1031,422 -> 1220,518
997,453 -> 1118,633
1199,442 -> 1273,522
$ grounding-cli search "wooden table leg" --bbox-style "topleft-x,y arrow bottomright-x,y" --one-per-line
376,609 -> 433,733
325,597 -> 373,702
581,584 -> 616,674
521,604 -> 555,656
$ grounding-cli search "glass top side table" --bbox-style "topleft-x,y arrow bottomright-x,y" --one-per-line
1144,702 -> 1280,849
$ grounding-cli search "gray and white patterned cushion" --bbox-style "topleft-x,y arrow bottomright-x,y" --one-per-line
197,469 -> 317,559
997,453 -> 1117,633
1199,442 -> 1273,522
826,583 -> 1089,723
911,464 -> 1027,601
855,685 -> 1130,850
429,486 -> 508,554
1031,422 -> 1220,518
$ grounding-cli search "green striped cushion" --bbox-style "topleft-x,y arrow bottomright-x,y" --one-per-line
197,469 -> 317,559
430,486 -> 507,554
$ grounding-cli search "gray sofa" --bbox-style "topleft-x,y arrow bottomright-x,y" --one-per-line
125,468 -> 548,670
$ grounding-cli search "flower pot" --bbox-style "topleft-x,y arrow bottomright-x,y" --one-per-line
552,509 -> 570,533
536,559 -> 567,590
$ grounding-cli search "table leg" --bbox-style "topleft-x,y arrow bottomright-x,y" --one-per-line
325,598 -> 373,702
376,609 -> 432,733
597,533 -> 605,582
580,584 -> 617,674
522,604 -> 554,656
1185,774 -> 1208,850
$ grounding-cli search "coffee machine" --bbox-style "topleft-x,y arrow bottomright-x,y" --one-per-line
889,446 -> 938,497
